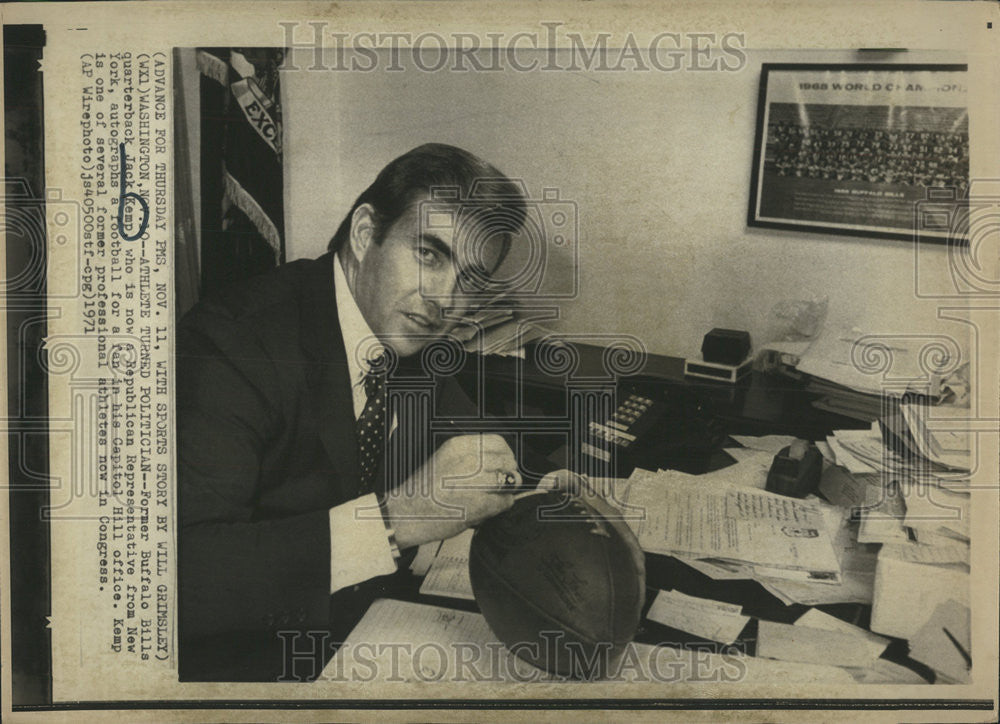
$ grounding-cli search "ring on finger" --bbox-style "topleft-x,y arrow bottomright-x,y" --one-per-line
496,470 -> 518,489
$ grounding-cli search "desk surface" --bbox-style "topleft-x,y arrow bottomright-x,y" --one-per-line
482,341 -> 870,436
458,343 -> 869,483
324,539 -> 930,685
317,345 -> 922,686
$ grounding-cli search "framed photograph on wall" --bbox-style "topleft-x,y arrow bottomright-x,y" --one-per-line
748,63 -> 969,244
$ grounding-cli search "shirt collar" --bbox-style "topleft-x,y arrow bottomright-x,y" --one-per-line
333,252 -> 383,386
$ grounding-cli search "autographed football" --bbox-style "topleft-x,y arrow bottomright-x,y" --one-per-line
469,490 -> 645,680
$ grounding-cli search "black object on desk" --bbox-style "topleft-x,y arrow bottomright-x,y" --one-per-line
765,440 -> 823,498
701,328 -> 752,366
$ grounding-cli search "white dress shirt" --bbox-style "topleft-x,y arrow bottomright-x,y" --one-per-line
327,253 -> 398,592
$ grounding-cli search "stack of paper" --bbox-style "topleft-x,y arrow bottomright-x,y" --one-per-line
622,451 -> 881,607
758,519 -> 879,606
899,403 -> 972,471
795,325 -> 944,407
618,473 -> 843,584
450,301 -> 549,356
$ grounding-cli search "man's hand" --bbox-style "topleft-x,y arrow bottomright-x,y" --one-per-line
384,434 -> 520,550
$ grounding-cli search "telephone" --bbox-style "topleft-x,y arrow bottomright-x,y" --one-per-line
580,379 -> 729,477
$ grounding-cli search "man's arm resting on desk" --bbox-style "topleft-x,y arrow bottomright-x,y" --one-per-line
329,432 -> 524,588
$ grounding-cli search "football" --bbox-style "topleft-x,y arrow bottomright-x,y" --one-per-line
469,489 -> 646,680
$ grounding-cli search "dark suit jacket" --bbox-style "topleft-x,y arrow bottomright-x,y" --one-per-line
177,252 -> 475,681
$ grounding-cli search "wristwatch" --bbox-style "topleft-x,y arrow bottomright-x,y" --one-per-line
376,493 -> 401,561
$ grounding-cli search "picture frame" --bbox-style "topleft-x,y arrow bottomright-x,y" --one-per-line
748,63 -> 969,244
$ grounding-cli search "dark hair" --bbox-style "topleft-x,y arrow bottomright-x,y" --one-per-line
328,143 -> 527,267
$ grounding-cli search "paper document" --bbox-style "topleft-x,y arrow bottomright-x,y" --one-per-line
419,529 -> 475,601
409,540 -> 442,576
645,590 -> 750,644
701,450 -> 774,489
795,609 -> 889,660
844,659 -> 929,685
833,428 -> 908,473
899,403 -> 971,470
856,482 -> 910,544
730,435 -> 796,454
815,440 -> 836,464
818,466 -> 878,509
907,599 -> 971,684
632,455 -> 772,491
911,527 -> 971,549
759,571 -> 874,606
757,516 -> 877,606
796,325 -> 939,398
327,599 -> 854,685
325,599 -> 549,683
621,478 -> 842,581
870,548 -> 970,639
675,556 -> 754,581
756,620 -> 882,668
879,540 -> 969,566
621,643 -> 852,685
826,435 -> 878,474
900,482 -> 970,541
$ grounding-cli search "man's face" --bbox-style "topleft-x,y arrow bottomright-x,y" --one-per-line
350,197 -> 505,357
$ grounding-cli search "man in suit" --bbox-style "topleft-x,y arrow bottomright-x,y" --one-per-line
177,144 -> 527,681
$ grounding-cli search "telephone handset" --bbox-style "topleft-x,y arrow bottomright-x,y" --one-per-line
581,381 -> 728,476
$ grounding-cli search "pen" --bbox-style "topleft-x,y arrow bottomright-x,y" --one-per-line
942,627 -> 972,669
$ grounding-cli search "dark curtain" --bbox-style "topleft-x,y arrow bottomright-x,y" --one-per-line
197,48 -> 285,297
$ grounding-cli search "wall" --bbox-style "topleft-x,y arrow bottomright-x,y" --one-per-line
283,48 -> 969,361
